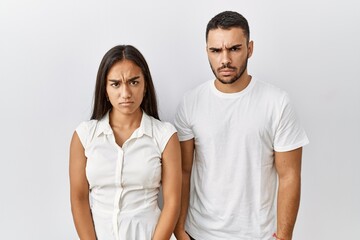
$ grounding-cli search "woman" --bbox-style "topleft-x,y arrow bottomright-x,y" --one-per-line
69,45 -> 181,240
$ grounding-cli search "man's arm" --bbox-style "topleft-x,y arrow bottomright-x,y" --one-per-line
274,147 -> 302,240
174,139 -> 195,240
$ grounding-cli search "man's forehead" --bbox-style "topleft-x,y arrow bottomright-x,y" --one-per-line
207,28 -> 246,46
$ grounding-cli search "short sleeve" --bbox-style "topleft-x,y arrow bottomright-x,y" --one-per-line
158,122 -> 177,152
274,94 -> 309,152
174,97 -> 194,141
75,121 -> 90,148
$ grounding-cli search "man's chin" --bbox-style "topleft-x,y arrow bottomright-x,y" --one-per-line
217,77 -> 240,85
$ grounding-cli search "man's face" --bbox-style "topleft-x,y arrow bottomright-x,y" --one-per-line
206,27 -> 253,85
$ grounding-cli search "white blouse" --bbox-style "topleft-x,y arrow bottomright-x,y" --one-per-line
76,111 -> 177,240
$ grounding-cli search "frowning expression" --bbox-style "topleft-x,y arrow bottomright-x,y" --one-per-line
207,27 -> 253,85
106,60 -> 145,116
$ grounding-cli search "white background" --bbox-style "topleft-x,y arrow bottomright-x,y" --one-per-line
1,0 -> 359,239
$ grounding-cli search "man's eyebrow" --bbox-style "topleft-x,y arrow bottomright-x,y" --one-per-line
209,44 -> 242,51
225,44 -> 242,49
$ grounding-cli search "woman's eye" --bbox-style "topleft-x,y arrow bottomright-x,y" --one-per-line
129,81 -> 139,86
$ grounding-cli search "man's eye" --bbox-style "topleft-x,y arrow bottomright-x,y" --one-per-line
211,49 -> 220,53
111,82 -> 120,87
230,47 -> 240,51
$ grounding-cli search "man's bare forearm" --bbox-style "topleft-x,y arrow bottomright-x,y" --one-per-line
276,175 -> 301,240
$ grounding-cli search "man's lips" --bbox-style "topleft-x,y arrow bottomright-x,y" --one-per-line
219,66 -> 236,71
219,68 -> 235,75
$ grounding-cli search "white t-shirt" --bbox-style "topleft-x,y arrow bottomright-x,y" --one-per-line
174,78 -> 309,240
76,111 -> 176,240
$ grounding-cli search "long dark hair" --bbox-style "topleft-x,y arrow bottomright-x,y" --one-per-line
90,45 -> 159,120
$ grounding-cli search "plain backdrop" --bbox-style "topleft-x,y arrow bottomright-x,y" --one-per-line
1,0 -> 359,239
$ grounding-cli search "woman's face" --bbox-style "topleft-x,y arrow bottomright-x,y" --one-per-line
106,60 -> 146,116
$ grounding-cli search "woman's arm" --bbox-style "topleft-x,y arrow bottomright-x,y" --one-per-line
69,132 -> 97,240
152,133 -> 182,240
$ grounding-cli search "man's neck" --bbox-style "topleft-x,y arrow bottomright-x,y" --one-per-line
214,74 -> 252,93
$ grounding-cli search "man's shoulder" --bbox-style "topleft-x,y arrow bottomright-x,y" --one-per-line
182,80 -> 212,99
253,79 -> 288,98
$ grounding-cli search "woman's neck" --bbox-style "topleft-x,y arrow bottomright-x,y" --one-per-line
109,108 -> 143,130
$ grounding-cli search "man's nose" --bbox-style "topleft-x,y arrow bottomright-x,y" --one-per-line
221,51 -> 231,67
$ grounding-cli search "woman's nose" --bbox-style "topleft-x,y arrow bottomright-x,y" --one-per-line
120,84 -> 131,99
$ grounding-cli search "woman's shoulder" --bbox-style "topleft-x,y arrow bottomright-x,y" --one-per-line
147,116 -> 177,152
149,116 -> 176,134
76,119 -> 99,133
75,119 -> 100,147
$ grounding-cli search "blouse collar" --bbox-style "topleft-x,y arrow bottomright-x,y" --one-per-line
95,110 -> 153,138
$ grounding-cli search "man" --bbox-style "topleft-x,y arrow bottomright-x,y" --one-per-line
174,11 -> 309,240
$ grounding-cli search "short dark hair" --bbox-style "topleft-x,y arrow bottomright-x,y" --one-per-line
91,45 -> 159,120
206,11 -> 250,42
